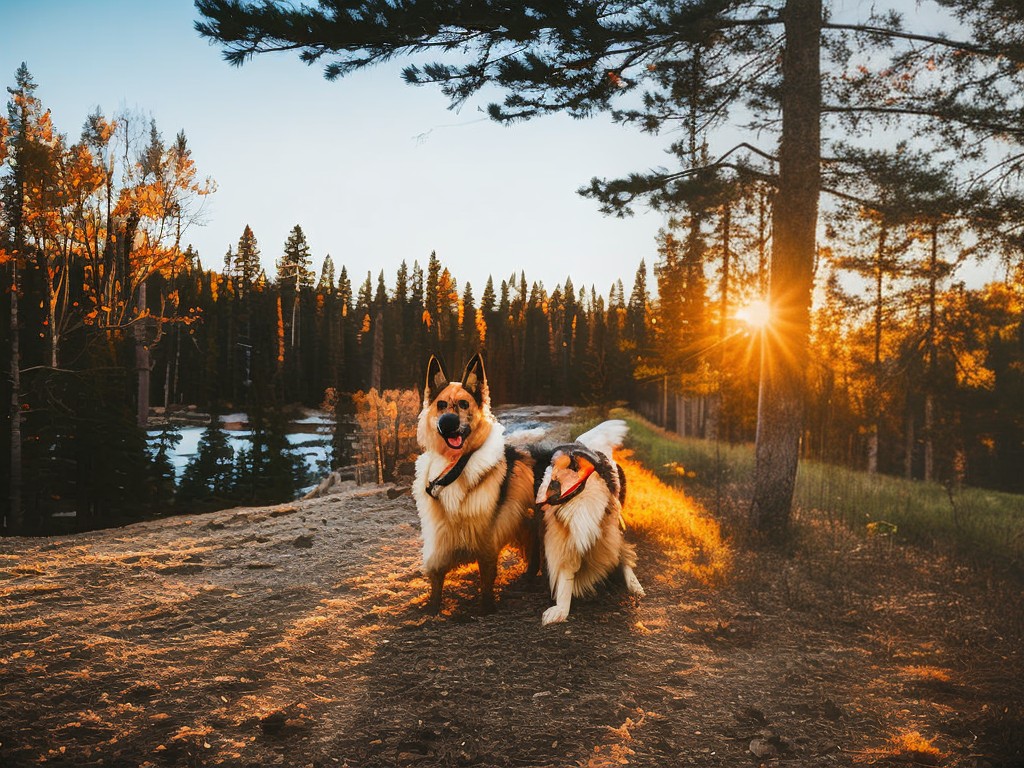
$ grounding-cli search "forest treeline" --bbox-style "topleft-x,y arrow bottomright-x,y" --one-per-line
3,63 -> 1024,535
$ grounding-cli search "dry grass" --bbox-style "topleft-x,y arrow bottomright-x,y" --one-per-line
616,452 -> 731,587
854,729 -> 945,765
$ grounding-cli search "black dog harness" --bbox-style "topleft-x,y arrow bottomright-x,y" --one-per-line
426,454 -> 472,498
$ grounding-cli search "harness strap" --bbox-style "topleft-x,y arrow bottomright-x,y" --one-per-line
426,453 -> 472,498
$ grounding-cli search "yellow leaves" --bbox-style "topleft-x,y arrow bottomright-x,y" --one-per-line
475,307 -> 487,345
114,182 -> 172,220
0,115 -> 9,163
955,349 -> 995,391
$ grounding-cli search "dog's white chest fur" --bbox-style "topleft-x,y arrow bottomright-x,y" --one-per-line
414,425 -> 508,568
544,479 -> 623,596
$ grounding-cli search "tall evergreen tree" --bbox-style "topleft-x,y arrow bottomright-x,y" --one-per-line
198,0 -> 1024,535
277,224 -> 314,291
233,225 -> 261,295
318,254 -> 336,293
179,414 -> 235,502
2,63 -> 41,532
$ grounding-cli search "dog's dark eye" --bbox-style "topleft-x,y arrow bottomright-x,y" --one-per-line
457,399 -> 470,410
437,400 -> 448,411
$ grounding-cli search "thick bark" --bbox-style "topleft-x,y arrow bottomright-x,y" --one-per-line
370,310 -> 384,392
7,148 -> 25,534
707,204 -> 732,442
8,260 -> 22,534
904,408 -> 914,479
868,227 -> 886,475
923,225 -> 939,482
136,282 -> 150,428
750,0 -> 822,541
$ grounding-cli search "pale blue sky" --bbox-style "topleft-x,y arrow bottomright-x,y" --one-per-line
1,0 -> 674,296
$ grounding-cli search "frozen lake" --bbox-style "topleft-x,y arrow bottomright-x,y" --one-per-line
147,412 -> 334,496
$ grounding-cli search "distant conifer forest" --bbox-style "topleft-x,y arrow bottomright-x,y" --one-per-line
3,65 -> 1024,534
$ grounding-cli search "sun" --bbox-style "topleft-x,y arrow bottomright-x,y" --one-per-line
736,299 -> 771,330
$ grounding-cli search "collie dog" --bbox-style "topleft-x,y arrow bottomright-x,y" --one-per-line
534,420 -> 644,625
413,353 -> 539,614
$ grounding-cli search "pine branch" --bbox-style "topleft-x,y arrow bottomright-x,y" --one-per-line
822,104 -> 1024,138
822,22 -> 1013,60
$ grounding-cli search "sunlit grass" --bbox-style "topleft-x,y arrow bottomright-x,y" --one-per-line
616,452 -> 731,586
613,409 -> 1024,570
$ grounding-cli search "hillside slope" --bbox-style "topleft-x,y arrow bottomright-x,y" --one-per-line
1,473 -> 1022,767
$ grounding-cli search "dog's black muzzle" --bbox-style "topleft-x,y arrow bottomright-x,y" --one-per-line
437,412 -> 470,450
437,412 -> 460,437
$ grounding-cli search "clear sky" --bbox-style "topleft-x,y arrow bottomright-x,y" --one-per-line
1,0 -> 674,297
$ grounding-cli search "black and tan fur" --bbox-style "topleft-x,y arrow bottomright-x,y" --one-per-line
413,353 -> 540,614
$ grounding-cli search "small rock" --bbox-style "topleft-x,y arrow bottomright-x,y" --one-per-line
292,535 -> 315,549
749,738 -> 777,759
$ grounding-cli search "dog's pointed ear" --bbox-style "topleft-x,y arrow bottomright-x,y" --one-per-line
424,355 -> 448,403
461,353 -> 488,405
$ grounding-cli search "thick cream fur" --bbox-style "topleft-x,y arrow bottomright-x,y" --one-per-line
413,422 -> 534,574
543,476 -> 636,598
541,467 -> 643,625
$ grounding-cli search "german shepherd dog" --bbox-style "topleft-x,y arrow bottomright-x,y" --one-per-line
534,420 -> 645,625
413,353 -> 539,614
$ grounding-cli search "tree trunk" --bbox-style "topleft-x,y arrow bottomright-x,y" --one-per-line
708,203 -> 732,442
904,407 -> 914,479
136,282 -> 150,428
370,310 -> 384,392
923,225 -> 938,482
8,148 -> 26,535
8,259 -> 22,534
750,0 -> 822,541
923,393 -> 934,481
868,226 -> 886,475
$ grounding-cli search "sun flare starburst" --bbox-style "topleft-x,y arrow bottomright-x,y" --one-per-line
735,299 -> 771,330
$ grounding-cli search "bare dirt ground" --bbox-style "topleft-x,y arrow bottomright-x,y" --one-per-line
1,464 -> 1023,767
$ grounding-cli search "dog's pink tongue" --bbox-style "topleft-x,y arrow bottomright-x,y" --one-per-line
448,435 -> 463,449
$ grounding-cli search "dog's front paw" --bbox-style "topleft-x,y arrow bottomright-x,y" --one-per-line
623,566 -> 645,597
542,605 -> 569,625
625,574 -> 645,597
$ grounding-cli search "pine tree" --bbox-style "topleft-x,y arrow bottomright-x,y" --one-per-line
233,400 -> 307,504
481,276 -> 496,315
233,225 -> 261,296
277,224 -> 314,291
337,265 -> 352,314
150,422 -> 183,497
318,254 -> 336,293
198,0 -> 1024,535
2,63 -> 41,532
179,414 -> 235,503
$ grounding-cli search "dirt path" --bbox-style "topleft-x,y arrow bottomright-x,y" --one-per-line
1,479 -> 1022,767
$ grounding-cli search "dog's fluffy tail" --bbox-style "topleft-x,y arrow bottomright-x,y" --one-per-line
575,419 -> 628,459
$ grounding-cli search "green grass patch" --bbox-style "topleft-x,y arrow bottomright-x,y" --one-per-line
610,408 -> 1024,572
